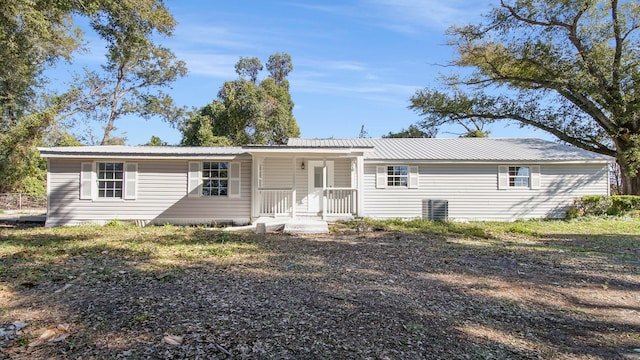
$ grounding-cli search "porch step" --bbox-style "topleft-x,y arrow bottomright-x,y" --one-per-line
283,220 -> 329,235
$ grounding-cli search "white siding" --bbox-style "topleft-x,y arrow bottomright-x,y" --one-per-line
333,159 -> 352,188
262,157 -> 294,188
362,162 -> 609,221
46,158 -> 252,226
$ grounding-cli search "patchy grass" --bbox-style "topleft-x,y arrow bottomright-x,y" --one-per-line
1,220 -> 639,359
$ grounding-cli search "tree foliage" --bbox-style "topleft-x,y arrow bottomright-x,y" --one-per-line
235,57 -> 263,84
0,0 -> 81,130
0,0 -> 185,194
144,135 -> 168,146
409,0 -> 640,194
181,54 -> 300,146
383,125 -> 437,138
72,0 -> 187,145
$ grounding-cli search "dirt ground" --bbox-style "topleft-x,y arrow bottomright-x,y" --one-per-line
1,225 -> 639,359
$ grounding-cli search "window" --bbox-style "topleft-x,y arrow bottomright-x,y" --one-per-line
387,165 -> 408,187
509,166 -> 530,187
376,165 -> 418,189
97,162 -> 124,198
188,161 -> 240,198
202,161 -> 228,196
498,165 -> 540,190
80,162 -> 137,200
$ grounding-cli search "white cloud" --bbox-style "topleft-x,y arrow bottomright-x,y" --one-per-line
364,0 -> 490,31
178,53 -> 238,78
291,75 -> 418,105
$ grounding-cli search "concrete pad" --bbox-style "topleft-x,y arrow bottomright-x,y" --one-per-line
18,215 -> 47,223
283,220 -> 329,234
222,217 -> 329,234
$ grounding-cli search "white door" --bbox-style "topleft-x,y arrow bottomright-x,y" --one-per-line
307,160 -> 334,213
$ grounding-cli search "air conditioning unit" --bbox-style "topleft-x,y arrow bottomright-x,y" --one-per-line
422,199 -> 448,221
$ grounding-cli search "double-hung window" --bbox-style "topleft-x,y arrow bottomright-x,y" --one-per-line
376,165 -> 418,189
498,165 -> 540,190
387,165 -> 408,187
508,166 -> 530,188
80,162 -> 137,200
97,162 -> 124,198
188,161 -> 241,198
202,161 -> 228,196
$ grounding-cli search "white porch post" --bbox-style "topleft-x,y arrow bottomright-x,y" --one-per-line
292,157 -> 297,219
356,155 -> 364,217
251,155 -> 262,220
322,158 -> 327,220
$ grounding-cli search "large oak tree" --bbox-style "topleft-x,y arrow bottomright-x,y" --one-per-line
182,54 -> 300,146
409,0 -> 640,194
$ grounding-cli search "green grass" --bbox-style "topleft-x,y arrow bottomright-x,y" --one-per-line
2,217 -> 639,285
346,216 -> 640,238
0,224 -> 259,284
342,217 -> 640,261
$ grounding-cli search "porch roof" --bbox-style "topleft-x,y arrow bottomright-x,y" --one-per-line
243,144 -> 372,155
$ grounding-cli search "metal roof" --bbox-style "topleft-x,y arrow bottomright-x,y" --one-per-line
287,138 -> 613,162
38,146 -> 247,158
38,138 -> 613,162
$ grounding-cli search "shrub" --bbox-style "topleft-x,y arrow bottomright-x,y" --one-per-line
570,195 -> 640,217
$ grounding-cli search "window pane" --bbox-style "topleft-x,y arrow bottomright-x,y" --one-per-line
97,163 -> 124,198
387,166 -> 408,187
314,167 -> 323,188
201,161 -> 229,196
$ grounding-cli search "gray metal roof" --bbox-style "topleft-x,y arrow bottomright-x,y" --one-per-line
38,145 -> 247,158
38,138 -> 613,162
287,138 -> 613,162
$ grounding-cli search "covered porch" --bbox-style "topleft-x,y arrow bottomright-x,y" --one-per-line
246,146 -> 369,221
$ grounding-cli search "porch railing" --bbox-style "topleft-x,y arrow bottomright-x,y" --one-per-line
258,188 -> 294,217
325,188 -> 357,216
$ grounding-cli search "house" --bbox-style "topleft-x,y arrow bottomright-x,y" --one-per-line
38,138 -> 612,227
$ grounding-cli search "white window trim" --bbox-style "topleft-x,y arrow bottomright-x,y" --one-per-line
498,165 -> 540,190
376,165 -> 418,189
188,161 -> 241,198
80,161 -> 137,200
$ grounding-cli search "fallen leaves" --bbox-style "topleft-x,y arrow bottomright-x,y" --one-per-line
0,225 -> 638,359
27,324 -> 70,348
162,334 -> 183,346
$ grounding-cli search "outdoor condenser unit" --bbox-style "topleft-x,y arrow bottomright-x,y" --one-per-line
422,199 -> 448,221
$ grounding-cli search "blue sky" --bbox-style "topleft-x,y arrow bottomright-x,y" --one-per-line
51,0 -> 549,145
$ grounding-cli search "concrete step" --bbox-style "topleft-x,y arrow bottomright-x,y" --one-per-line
283,220 -> 329,234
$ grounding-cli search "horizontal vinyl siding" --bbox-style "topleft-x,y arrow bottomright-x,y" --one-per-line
46,158 -> 251,226
262,158 -> 294,188
362,163 -> 609,221
333,159 -> 352,188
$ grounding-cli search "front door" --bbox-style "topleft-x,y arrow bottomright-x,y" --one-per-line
307,160 -> 334,214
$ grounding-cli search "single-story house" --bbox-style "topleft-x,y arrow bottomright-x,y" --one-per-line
38,137 -> 612,227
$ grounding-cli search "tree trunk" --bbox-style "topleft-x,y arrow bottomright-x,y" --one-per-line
100,64 -> 126,145
614,139 -> 640,195
618,165 -> 640,195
